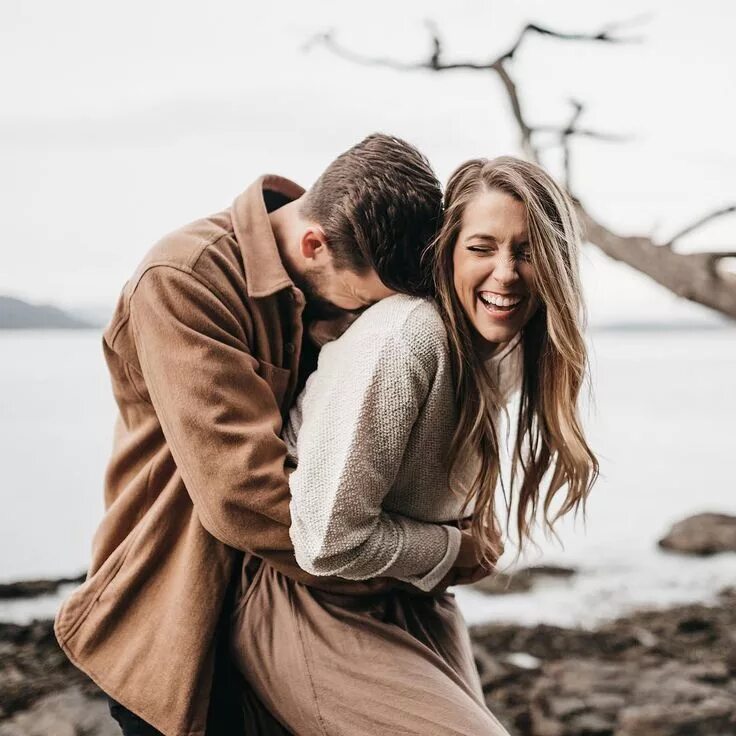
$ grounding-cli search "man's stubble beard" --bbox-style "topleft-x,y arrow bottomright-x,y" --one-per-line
299,265 -> 345,323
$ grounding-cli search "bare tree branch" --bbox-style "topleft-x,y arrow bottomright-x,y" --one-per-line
310,17 -> 736,319
489,60 -> 538,161
665,205 -> 736,247
576,207 -> 736,314
307,29 -> 491,72
562,102 -> 584,190
307,20 -> 638,164
532,101 -> 630,191
304,31 -> 422,70
499,21 -> 643,63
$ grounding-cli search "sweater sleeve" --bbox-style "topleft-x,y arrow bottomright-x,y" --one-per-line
288,322 -> 460,592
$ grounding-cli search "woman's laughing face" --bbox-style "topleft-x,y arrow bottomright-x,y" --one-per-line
452,187 -> 538,350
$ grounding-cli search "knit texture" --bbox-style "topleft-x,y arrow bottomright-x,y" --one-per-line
285,294 -> 521,592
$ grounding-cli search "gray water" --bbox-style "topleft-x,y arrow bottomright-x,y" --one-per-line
1,327 -> 735,625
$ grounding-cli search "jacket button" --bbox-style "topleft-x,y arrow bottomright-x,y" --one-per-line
285,342 -> 295,354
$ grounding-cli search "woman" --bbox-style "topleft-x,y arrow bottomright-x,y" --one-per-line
230,157 -> 598,735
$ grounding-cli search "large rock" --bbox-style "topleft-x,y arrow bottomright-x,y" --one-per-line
658,513 -> 736,556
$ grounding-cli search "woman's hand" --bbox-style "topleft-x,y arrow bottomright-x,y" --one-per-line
453,530 -> 497,585
450,565 -> 494,586
455,530 -> 483,568
430,531 -> 497,592
435,530 -> 504,589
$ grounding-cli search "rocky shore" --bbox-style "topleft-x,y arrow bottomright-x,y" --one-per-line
473,586 -> 736,735
2,515 -> 735,735
1,587 -> 734,736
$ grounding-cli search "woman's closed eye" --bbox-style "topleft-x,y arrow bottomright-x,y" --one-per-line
466,244 -> 496,254
466,244 -> 531,262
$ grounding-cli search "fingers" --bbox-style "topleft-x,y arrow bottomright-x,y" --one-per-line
451,565 -> 490,586
307,313 -> 360,346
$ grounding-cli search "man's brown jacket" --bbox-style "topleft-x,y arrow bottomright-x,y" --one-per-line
55,176 -> 397,736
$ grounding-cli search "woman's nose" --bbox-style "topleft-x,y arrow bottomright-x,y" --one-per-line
492,254 -> 519,286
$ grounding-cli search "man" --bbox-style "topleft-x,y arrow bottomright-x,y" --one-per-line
55,134 -> 447,735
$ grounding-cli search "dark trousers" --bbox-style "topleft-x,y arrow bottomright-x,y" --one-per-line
107,672 -> 286,736
108,698 -> 162,736
106,600 -> 284,735
106,607 -> 246,736
105,560 -> 287,736
106,652 -> 247,736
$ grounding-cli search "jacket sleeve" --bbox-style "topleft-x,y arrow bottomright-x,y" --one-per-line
288,326 -> 461,592
126,263 -> 294,556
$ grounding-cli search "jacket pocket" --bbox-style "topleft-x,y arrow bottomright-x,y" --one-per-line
257,360 -> 291,411
55,524 -> 141,642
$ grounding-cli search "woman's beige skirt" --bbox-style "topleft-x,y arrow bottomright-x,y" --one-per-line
230,559 -> 510,736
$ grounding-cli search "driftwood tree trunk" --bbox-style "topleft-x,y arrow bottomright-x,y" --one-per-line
307,21 -> 736,319
577,208 -> 736,316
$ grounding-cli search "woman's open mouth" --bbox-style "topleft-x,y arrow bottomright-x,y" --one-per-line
477,291 -> 526,319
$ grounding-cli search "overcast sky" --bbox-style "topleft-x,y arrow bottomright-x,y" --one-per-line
1,0 -> 734,323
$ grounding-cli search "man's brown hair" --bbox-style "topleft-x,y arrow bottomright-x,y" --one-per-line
300,133 -> 442,296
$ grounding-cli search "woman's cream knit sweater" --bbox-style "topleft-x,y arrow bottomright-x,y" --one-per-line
284,294 -> 521,592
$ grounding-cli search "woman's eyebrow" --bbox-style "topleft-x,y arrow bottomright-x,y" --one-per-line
466,233 -> 497,243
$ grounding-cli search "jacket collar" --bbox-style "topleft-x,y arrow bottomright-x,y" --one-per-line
231,175 -> 305,298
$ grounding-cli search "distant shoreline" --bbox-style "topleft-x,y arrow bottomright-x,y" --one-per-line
3,324 -> 732,333
0,295 -> 107,330
589,320 -> 735,333
0,325 -> 103,331
2,293 -> 734,333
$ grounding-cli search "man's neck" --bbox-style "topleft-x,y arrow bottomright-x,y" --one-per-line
269,198 -> 306,285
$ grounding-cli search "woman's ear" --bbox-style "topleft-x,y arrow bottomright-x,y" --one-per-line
299,226 -> 329,262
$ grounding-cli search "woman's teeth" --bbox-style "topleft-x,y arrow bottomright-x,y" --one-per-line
478,292 -> 523,311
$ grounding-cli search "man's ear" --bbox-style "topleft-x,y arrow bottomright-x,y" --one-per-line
299,226 -> 329,262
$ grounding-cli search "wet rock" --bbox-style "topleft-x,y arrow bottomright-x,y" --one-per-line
473,643 -> 514,688
546,695 -> 587,719
503,652 -> 542,671
524,565 -> 576,578
473,571 -> 533,595
0,574 -> 85,600
0,687 -> 117,736
474,588 -> 736,736
0,620 -> 98,719
658,512 -> 736,556
472,564 -> 577,596
617,697 -> 736,736
527,658 -> 736,736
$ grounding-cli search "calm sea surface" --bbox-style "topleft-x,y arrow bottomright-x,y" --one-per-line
1,327 -> 735,625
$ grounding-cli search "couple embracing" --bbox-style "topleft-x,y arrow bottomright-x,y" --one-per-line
55,134 -> 598,735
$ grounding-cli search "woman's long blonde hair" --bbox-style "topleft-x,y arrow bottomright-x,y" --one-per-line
430,156 -> 599,561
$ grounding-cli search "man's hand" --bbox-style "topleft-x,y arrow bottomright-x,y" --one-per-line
307,312 -> 361,347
